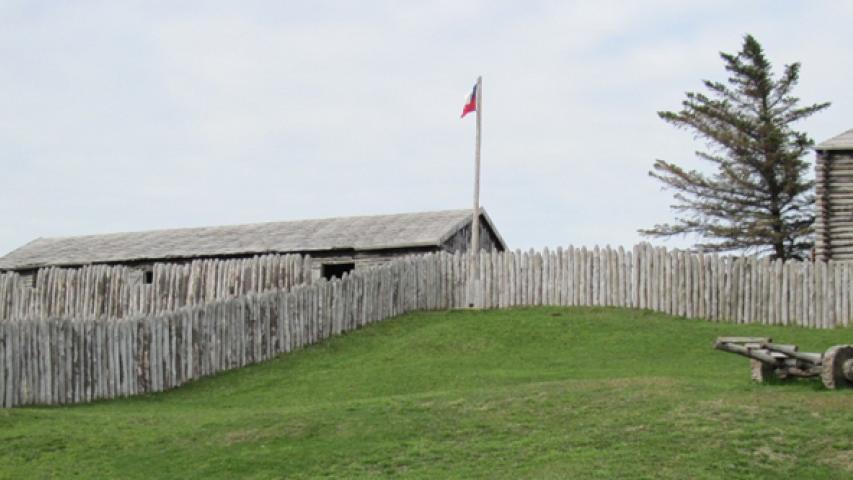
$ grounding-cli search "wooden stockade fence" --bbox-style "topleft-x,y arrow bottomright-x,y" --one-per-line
0,252 -> 466,408
0,254 -> 311,322
467,244 -> 851,329
2,244 -> 852,408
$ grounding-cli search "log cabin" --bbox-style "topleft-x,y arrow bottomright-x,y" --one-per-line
815,129 -> 853,261
0,208 -> 506,284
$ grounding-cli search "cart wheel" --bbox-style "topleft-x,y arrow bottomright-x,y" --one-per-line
751,359 -> 776,383
821,345 -> 853,390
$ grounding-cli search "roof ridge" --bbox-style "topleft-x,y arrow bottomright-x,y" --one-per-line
30,208 -> 473,242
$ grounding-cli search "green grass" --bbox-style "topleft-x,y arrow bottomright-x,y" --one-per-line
1,307 -> 852,479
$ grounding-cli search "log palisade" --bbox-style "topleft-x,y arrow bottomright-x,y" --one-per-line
2,244 -> 853,408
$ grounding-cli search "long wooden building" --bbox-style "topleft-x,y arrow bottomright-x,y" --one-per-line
815,129 -> 853,261
0,208 -> 506,282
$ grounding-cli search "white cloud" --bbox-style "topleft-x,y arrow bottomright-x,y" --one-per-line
0,1 -> 850,255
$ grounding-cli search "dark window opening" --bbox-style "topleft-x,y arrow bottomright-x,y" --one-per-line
143,270 -> 154,285
31,272 -> 38,288
322,263 -> 355,280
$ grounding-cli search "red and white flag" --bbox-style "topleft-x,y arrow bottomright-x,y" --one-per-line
460,83 -> 478,118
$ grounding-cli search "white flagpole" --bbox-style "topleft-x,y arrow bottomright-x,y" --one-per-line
469,76 -> 482,307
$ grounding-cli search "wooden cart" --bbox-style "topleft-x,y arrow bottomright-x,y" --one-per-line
714,337 -> 853,389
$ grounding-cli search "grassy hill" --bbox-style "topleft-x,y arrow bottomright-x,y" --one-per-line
1,307 -> 851,479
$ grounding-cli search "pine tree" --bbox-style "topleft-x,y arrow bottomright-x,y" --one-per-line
641,34 -> 830,260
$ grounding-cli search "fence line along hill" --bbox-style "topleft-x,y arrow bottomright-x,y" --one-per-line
0,254 -> 312,322
2,244 -> 852,408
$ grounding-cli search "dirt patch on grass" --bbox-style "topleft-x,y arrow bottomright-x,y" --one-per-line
218,422 -> 313,446
221,428 -> 276,446
803,393 -> 853,411
821,449 -> 853,473
753,445 -> 792,464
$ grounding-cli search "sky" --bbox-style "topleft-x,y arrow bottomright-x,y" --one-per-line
1,0 -> 851,256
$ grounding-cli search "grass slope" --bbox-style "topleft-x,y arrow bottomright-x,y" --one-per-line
1,307 -> 852,479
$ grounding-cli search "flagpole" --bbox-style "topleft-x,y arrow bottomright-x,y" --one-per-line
470,76 -> 482,308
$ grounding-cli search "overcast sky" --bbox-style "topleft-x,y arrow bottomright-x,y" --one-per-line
1,1 -> 851,256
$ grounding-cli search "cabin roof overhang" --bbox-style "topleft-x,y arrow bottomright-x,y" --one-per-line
815,128 -> 853,152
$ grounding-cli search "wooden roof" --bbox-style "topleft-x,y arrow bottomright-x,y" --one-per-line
0,209 -> 506,271
816,129 -> 853,151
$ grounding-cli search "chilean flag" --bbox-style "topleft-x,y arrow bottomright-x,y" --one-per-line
460,83 -> 477,118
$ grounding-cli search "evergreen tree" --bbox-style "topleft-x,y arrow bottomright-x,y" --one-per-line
641,35 -> 829,260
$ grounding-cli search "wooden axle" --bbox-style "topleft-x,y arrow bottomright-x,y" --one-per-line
763,343 -> 823,365
714,342 -> 780,364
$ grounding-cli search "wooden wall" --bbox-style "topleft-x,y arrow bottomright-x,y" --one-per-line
442,215 -> 503,253
466,245 -> 850,329
816,149 -> 853,261
0,253 -> 463,408
3,245 -> 853,408
306,247 -> 438,281
0,254 -> 311,322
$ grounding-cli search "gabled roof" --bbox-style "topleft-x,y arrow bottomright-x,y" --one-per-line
816,129 -> 853,151
0,208 -> 506,271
